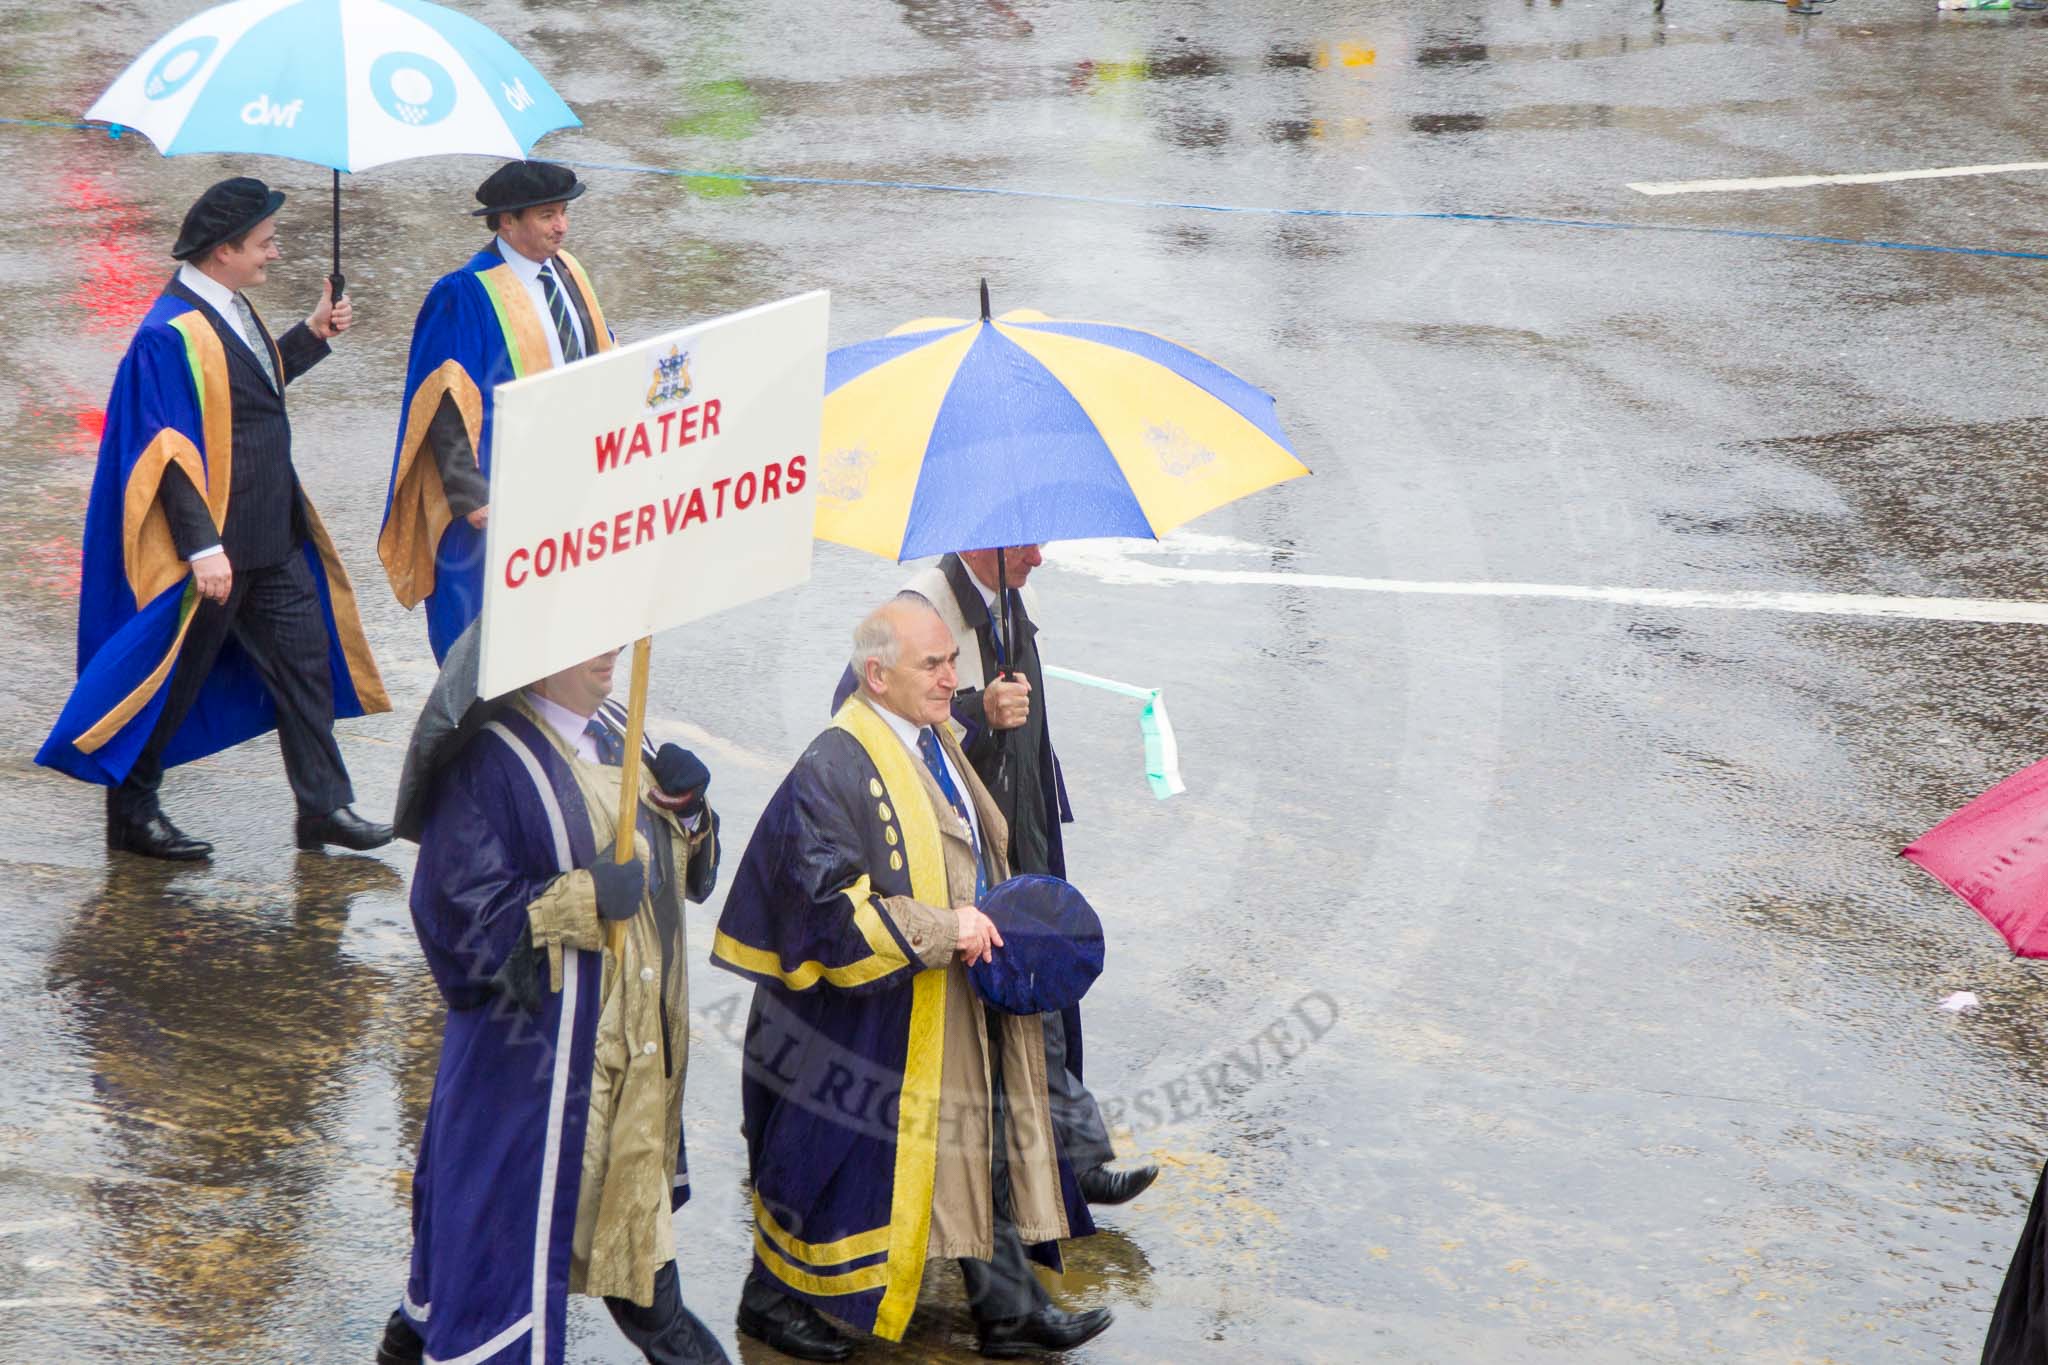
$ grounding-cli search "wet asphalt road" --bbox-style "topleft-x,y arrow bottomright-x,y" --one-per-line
8,0 -> 2048,1360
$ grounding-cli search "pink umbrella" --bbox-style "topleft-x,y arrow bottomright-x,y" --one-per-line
1904,756 -> 2048,956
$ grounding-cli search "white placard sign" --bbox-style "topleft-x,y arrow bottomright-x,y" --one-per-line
477,290 -> 829,697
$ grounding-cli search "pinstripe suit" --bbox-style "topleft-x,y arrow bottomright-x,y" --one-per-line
115,277 -> 355,821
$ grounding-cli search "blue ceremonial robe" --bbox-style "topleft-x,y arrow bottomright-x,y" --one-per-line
38,289 -> 386,785
401,705 -> 688,1365
379,246 -> 612,661
712,699 -> 1092,1341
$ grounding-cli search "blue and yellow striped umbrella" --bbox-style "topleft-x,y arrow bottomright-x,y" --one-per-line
815,300 -> 1308,560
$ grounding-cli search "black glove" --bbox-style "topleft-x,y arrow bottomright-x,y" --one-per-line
488,924 -> 545,1012
651,743 -> 710,814
589,843 -> 646,921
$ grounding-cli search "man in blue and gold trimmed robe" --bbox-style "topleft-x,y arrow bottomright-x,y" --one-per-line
378,160 -> 614,662
38,176 -> 389,859
378,644 -> 726,1365
713,594 -> 1109,1360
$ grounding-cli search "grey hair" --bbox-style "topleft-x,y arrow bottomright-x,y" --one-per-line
850,590 -> 936,677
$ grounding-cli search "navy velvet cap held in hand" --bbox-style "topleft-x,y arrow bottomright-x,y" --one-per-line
970,874 -> 1105,1015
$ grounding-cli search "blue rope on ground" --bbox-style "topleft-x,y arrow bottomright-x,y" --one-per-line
7,115 -> 2046,264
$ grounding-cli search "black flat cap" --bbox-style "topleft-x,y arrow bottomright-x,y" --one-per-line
170,176 -> 285,261
471,160 -> 585,217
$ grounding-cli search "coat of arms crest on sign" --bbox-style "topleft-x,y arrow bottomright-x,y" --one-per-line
645,344 -> 693,410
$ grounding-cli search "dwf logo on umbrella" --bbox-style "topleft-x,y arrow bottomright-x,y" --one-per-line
241,94 -> 303,128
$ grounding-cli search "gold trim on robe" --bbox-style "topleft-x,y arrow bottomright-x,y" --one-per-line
74,589 -> 200,754
299,497 -> 390,713
836,698 -> 949,1340
377,360 -> 483,608
557,250 -> 614,353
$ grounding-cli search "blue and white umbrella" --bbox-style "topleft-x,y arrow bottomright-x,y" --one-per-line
86,0 -> 579,288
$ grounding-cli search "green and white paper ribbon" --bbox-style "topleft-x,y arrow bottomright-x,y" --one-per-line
1041,664 -> 1186,800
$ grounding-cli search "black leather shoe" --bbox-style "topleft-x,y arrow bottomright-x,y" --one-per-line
374,1309 -> 423,1365
296,806 -> 394,852
977,1306 -> 1113,1358
737,1291 -> 855,1361
1078,1162 -> 1158,1206
107,808 -> 212,861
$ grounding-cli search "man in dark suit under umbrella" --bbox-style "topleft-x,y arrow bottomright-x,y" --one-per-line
920,545 -> 1159,1207
39,176 -> 392,859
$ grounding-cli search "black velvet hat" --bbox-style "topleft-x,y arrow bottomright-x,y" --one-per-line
170,176 -> 285,261
471,160 -> 586,217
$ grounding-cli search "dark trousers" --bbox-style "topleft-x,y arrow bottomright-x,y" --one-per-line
959,1005 -> 1052,1325
383,1262 -> 726,1365
605,1261 -> 729,1363
1043,1010 -> 1115,1173
114,552 -> 351,822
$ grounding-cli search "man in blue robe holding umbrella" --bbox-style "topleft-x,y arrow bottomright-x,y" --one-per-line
716,593 -> 1110,1361
380,159 -> 616,662
37,176 -> 391,859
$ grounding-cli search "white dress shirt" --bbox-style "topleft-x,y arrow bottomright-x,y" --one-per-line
962,559 -> 1001,615
526,690 -> 602,764
494,235 -> 587,368
524,691 -> 704,831
176,263 -> 256,353
868,697 -> 982,858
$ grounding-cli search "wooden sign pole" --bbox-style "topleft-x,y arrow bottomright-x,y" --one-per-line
608,636 -> 653,960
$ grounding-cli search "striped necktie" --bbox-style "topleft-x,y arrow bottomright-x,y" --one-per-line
539,262 -> 584,363
233,293 -> 279,390
583,717 -> 624,766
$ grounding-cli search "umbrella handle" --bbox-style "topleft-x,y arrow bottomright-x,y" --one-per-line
329,168 -> 345,300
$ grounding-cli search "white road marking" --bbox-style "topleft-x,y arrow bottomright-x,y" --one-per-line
1629,160 -> 2048,196
1045,540 -> 2048,625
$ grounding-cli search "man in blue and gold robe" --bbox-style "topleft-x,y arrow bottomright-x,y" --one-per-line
713,593 -> 1110,1361
378,159 -> 614,662
834,547 -> 1157,1208
38,176 -> 389,859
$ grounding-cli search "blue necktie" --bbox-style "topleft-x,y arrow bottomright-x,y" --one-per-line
584,718 -> 624,767
918,728 -> 987,898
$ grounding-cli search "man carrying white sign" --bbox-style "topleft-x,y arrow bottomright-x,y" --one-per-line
378,637 -> 725,1365
377,293 -> 828,1365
